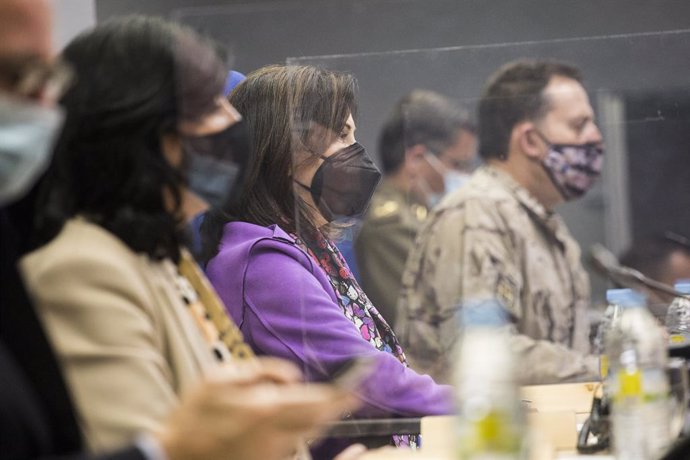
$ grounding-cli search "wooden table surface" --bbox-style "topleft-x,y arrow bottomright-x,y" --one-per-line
359,382 -> 608,460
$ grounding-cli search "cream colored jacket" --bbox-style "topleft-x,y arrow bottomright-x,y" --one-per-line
21,218 -> 216,451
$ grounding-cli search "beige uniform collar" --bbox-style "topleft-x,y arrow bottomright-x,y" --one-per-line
483,165 -> 569,250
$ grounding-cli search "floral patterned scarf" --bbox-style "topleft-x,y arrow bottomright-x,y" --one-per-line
299,230 -> 419,448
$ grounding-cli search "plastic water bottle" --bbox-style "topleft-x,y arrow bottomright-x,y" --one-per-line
665,280 -> 690,346
605,289 -> 670,460
453,300 -> 525,460
594,289 -> 626,380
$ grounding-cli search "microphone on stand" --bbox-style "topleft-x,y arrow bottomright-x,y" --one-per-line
588,243 -> 686,298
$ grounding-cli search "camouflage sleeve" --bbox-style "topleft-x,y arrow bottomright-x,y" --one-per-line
396,207 -> 461,384
396,201 -> 483,384
509,331 -> 599,384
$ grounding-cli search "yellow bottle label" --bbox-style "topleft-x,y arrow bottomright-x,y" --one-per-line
600,354 -> 609,379
476,411 -> 501,446
618,368 -> 642,398
458,410 -> 520,458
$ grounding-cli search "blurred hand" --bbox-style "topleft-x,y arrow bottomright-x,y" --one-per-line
156,357 -> 360,460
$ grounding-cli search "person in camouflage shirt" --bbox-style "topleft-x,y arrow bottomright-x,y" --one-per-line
397,60 -> 604,385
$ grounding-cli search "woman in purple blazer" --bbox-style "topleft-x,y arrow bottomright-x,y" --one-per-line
202,65 -> 453,438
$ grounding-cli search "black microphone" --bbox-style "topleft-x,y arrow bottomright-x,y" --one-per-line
588,243 -> 686,298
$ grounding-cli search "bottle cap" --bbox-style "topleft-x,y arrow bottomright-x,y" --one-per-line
606,288 -> 629,303
606,288 -> 646,308
460,299 -> 509,328
674,280 -> 690,294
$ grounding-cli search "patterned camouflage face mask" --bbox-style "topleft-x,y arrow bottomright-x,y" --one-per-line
535,130 -> 604,200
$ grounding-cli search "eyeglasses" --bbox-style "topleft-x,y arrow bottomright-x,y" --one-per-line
0,55 -> 74,103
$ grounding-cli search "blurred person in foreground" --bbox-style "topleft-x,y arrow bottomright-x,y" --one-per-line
355,89 -> 476,325
186,69 -> 247,259
397,60 -> 604,385
6,9 -> 357,459
202,65 -> 454,454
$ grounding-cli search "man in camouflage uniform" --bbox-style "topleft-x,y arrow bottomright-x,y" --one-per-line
355,90 -> 476,326
397,61 -> 603,384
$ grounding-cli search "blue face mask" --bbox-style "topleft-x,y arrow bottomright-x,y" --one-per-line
186,154 -> 239,209
0,94 -> 63,206
423,151 -> 473,207
443,170 -> 471,195
183,120 -> 250,210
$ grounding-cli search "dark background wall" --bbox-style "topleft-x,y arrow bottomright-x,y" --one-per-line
96,0 -> 690,75
95,0 -> 690,162
95,0 -> 690,298
626,90 -> 690,240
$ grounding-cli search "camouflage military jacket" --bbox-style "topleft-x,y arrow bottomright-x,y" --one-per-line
396,166 -> 599,384
355,178 -> 429,326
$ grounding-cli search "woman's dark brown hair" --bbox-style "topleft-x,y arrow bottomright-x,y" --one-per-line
200,64 -> 357,263
36,16 -> 226,263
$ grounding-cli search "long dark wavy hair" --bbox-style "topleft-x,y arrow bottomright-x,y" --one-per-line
36,16 -> 226,262
199,65 -> 357,264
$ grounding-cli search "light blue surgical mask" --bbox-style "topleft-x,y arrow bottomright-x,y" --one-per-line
0,94 -> 63,206
427,192 -> 442,208
423,151 -> 472,207
443,169 -> 471,195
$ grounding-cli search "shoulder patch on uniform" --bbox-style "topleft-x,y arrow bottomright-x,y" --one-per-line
372,200 -> 399,219
412,204 -> 427,221
495,274 -> 518,311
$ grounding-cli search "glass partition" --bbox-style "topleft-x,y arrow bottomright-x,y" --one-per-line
286,29 -> 690,304
170,0 -> 690,415
282,30 -> 690,389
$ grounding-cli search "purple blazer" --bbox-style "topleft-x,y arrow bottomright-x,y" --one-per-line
206,221 -> 453,417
